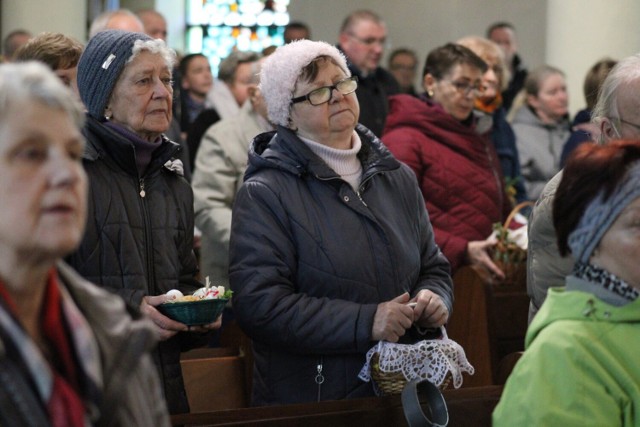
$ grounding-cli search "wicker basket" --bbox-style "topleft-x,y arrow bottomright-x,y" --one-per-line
492,201 -> 534,287
370,353 -> 451,396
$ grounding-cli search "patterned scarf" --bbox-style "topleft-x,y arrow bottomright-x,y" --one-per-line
573,263 -> 640,302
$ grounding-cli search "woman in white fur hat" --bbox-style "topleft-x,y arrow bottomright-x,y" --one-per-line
228,40 -> 453,405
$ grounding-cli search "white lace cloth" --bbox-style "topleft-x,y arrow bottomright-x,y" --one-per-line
358,327 -> 474,394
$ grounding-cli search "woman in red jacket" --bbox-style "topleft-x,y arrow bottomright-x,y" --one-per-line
383,43 -> 511,278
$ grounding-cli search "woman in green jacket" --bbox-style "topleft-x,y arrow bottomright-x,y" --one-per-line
494,139 -> 640,426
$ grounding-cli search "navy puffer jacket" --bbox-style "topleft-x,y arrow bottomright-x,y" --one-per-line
229,124 -> 452,406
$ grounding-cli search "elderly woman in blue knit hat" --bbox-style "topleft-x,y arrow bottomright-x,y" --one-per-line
228,40 -> 453,406
68,30 -> 220,415
494,139 -> 640,426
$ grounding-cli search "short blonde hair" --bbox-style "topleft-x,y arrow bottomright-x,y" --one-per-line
456,36 -> 510,91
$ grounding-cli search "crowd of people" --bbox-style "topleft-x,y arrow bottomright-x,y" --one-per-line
0,5 -> 638,426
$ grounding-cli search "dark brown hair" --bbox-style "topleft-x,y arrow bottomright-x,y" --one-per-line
298,55 -> 343,85
554,139 -> 640,256
422,43 -> 487,80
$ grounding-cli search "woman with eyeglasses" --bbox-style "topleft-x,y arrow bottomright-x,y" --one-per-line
383,43 -> 511,280
228,40 -> 453,406
510,65 -> 570,200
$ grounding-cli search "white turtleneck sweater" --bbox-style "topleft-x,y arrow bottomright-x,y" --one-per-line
299,131 -> 363,191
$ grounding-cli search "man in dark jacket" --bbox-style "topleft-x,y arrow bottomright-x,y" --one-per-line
487,22 -> 528,112
338,10 -> 400,137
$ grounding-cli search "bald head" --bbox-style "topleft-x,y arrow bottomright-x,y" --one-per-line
137,9 -> 168,41
89,9 -> 144,38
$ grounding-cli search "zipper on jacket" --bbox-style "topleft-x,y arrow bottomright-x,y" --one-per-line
355,173 -> 380,207
355,190 -> 368,207
315,357 -> 325,402
139,178 -> 146,198
136,175 -> 155,297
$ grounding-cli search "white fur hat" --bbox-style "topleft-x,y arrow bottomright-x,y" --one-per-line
259,39 -> 350,127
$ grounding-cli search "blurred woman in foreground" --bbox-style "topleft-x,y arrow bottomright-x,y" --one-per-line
494,140 -> 640,425
0,62 -> 169,426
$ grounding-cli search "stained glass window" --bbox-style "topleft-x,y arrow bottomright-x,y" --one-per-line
186,0 -> 290,77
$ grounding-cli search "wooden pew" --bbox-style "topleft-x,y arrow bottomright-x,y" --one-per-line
447,266 -> 528,386
171,385 -> 503,427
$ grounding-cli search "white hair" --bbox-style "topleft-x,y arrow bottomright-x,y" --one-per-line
128,38 -> 176,71
0,61 -> 84,128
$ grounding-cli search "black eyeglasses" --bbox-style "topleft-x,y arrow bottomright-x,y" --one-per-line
290,76 -> 358,106
443,79 -> 485,97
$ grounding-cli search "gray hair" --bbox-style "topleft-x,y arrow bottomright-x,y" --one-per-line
0,61 -> 84,128
128,38 -> 176,70
591,53 -> 640,141
218,51 -> 261,84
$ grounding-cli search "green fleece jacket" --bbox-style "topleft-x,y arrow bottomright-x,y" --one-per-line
493,284 -> 640,426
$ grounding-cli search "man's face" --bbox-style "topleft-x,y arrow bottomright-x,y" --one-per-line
339,19 -> 387,74
229,62 -> 256,106
489,27 -> 517,64
141,13 -> 168,41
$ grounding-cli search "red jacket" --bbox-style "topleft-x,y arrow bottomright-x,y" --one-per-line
382,94 -> 510,272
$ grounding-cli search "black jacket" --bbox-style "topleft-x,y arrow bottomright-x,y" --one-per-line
338,45 -> 400,137
229,124 -> 452,406
67,115 -> 201,414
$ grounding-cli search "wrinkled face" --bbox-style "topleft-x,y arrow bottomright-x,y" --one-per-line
289,60 -> 360,148
229,62 -> 255,106
108,50 -> 173,141
54,66 -> 80,101
182,55 -> 213,98
489,27 -> 516,64
389,52 -> 417,90
528,73 -> 568,124
590,197 -> 640,289
425,63 -> 484,121
605,79 -> 640,141
340,19 -> 387,74
0,101 -> 87,261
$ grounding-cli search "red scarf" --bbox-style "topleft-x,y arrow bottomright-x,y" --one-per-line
0,270 -> 85,427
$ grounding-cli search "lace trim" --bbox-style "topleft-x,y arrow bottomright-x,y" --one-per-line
358,327 -> 474,394
574,263 -> 639,302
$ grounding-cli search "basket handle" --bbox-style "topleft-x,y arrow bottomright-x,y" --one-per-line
503,201 -> 535,229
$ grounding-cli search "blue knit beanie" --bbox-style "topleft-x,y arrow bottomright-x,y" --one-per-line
77,30 -> 152,120
568,161 -> 640,264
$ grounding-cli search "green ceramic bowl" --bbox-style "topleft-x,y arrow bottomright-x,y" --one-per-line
158,298 -> 227,326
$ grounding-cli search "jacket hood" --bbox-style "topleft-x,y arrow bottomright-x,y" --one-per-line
245,123 -> 400,182
384,94 -> 491,153
526,285 -> 640,348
